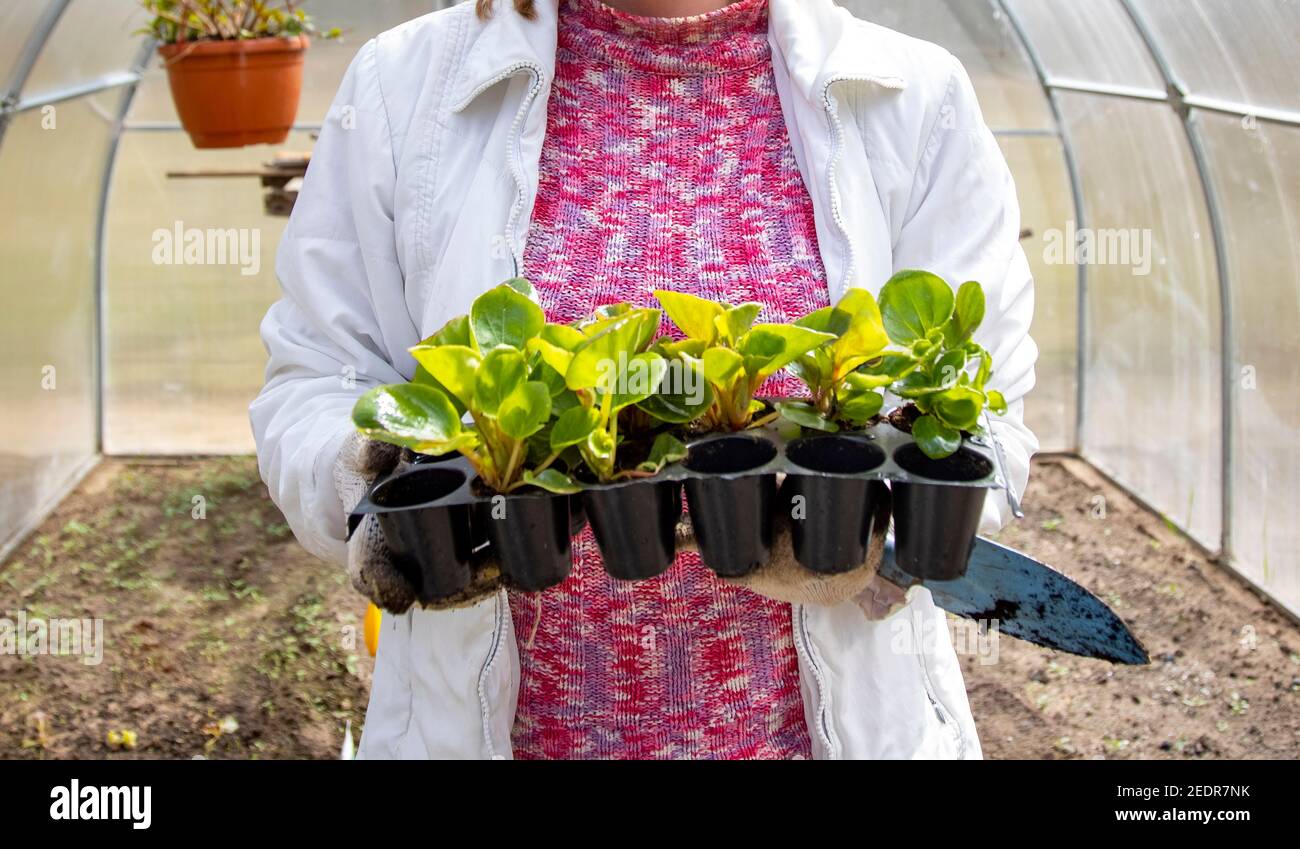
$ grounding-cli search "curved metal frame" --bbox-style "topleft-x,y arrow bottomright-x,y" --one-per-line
1116,0 -> 1235,564
996,0 -> 1241,568
995,0 -> 1090,453
0,0 -> 73,145
0,1 -> 152,562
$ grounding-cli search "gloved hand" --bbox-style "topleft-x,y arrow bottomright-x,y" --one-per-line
334,430 -> 416,613
335,431 -> 503,613
676,485 -> 909,620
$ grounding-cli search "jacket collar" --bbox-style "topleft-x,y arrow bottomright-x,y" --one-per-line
451,0 -> 907,113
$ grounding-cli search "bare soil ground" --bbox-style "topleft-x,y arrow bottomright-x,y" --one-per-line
1,456 -> 1296,759
970,457 -> 1300,759
0,458 -> 372,759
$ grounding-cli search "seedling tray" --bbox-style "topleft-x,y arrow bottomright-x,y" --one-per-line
349,416 -> 1018,591
351,420 -> 1008,512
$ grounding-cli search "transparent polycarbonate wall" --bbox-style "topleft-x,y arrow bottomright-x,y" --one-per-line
0,1 -> 1297,615
107,0 -> 448,454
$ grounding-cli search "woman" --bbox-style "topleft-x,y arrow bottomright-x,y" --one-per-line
251,0 -> 1038,759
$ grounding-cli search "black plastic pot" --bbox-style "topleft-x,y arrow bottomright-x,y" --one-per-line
568,494 -> 589,538
783,436 -> 889,574
891,443 -> 993,581
369,467 -> 474,604
582,479 -> 682,581
474,487 -> 572,592
683,435 -> 778,577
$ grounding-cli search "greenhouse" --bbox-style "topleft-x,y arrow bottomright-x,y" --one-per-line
0,0 -> 1297,766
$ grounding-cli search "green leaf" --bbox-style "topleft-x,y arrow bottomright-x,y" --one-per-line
717,302 -> 764,343
862,352 -> 919,381
522,468 -> 580,495
987,389 -> 1008,416
526,336 -> 575,378
470,283 -> 545,351
974,347 -> 994,390
738,324 -> 836,380
795,306 -> 852,337
787,347 -> 831,396
837,389 -> 884,425
497,381 -> 552,440
702,346 -> 744,389
475,348 -> 528,416
945,280 -> 986,345
550,405 -> 601,452
566,315 -> 643,392
606,352 -> 668,412
541,322 -> 587,351
352,383 -> 472,455
776,400 -> 839,433
534,360 -> 569,397
653,336 -> 708,360
409,344 -> 480,410
842,371 -> 892,392
879,270 -> 956,345
654,290 -> 724,344
503,276 -> 537,299
637,433 -> 689,474
579,307 -> 660,354
932,385 -> 984,433
933,348 -> 969,391
581,427 -> 617,480
894,368 -> 955,400
425,314 -> 475,350
913,414 -> 962,460
832,289 -> 889,377
636,354 -> 714,424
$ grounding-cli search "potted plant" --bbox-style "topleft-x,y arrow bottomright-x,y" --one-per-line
654,290 -> 835,577
871,270 -> 1006,580
357,460 -> 477,606
140,1 -> 340,149
776,289 -> 896,574
528,305 -> 694,580
353,281 -> 581,593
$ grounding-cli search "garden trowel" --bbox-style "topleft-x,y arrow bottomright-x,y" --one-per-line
877,536 -> 1149,665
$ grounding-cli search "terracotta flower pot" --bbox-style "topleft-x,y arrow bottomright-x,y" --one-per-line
159,36 -> 308,149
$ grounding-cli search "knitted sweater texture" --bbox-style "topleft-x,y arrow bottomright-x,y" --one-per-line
510,0 -> 830,759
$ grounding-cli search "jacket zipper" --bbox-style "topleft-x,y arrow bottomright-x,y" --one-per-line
468,64 -> 544,759
794,604 -> 838,758
912,608 -> 967,758
502,62 -> 546,271
476,590 -> 508,759
820,74 -> 903,298
820,77 -> 858,298
453,61 -> 547,274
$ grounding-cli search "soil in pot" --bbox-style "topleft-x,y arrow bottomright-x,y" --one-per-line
683,435 -> 778,578
473,486 -> 572,592
783,436 -> 889,574
582,479 -> 682,581
159,36 -> 308,149
891,443 -> 993,581
369,466 -> 474,604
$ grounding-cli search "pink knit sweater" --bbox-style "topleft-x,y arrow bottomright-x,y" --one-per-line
510,0 -> 830,759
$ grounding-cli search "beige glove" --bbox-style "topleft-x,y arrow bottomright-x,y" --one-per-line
334,431 -> 417,613
334,431 -> 502,613
677,486 -> 908,620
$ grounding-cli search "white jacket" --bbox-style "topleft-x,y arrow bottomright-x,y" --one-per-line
251,0 -> 1039,760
